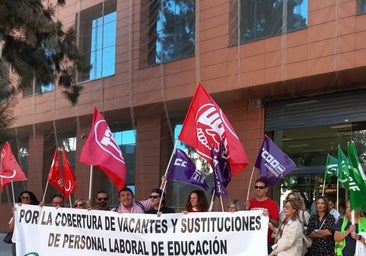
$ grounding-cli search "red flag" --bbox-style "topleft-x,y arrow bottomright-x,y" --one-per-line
79,107 -> 126,190
0,142 -> 28,189
48,148 -> 64,194
62,147 -> 77,199
178,83 -> 248,176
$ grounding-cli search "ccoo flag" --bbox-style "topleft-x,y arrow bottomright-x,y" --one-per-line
0,142 -> 28,189
79,107 -> 127,190
255,136 -> 297,186
178,83 -> 248,176
166,148 -> 209,190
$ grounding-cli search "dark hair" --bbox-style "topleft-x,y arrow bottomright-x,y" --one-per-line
51,194 -> 64,201
17,190 -> 40,205
316,196 -> 330,214
119,187 -> 134,197
254,178 -> 268,187
151,188 -> 165,204
185,190 -> 208,212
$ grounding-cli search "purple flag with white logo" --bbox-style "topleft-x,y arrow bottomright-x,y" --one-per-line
255,136 -> 297,186
167,148 -> 209,190
212,146 -> 228,196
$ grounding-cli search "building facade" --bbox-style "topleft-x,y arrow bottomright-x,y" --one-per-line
2,0 -> 366,230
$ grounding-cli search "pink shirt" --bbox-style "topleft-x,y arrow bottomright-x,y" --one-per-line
112,199 -> 152,213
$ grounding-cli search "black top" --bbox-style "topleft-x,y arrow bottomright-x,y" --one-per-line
146,205 -> 175,214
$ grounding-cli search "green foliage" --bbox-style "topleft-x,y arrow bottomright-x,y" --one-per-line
0,0 -> 90,104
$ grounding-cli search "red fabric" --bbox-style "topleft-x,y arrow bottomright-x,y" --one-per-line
178,83 -> 249,176
62,147 -> 77,199
0,142 -> 27,189
47,148 -> 64,194
249,198 -> 280,243
79,107 -> 126,190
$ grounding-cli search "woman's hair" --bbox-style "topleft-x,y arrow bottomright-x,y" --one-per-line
73,198 -> 87,208
17,190 -> 40,205
285,198 -> 302,220
316,196 -> 330,215
286,192 -> 306,210
185,190 -> 208,212
228,199 -> 242,211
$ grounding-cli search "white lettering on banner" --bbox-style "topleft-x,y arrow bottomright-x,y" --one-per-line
173,158 -> 187,168
260,148 -> 286,176
14,205 -> 268,256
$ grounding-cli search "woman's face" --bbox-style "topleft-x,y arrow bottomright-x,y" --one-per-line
228,203 -> 238,212
190,192 -> 198,208
316,198 -> 326,213
283,201 -> 296,218
20,193 -> 32,205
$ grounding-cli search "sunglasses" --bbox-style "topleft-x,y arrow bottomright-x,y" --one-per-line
97,197 -> 108,201
254,186 -> 266,189
150,195 -> 160,199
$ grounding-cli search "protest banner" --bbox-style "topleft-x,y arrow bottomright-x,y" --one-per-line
13,204 -> 268,256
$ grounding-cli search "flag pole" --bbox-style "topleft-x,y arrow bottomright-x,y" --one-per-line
158,142 -> 178,212
245,166 -> 256,209
42,181 -> 50,204
321,178 -> 326,196
88,165 -> 94,200
208,188 -> 215,211
336,179 -> 339,212
11,181 -> 15,205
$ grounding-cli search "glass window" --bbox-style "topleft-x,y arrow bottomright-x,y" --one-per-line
275,121 -> 366,213
357,0 -> 366,14
240,0 -> 308,43
78,0 -> 117,81
149,0 -> 195,64
107,129 -> 136,204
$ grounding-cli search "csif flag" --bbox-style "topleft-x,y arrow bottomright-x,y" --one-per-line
347,141 -> 366,211
255,136 -> 297,186
62,147 -> 78,199
79,107 -> 126,190
166,148 -> 209,190
47,148 -> 64,194
323,154 -> 338,181
0,142 -> 28,189
337,145 -> 351,189
178,83 -> 248,177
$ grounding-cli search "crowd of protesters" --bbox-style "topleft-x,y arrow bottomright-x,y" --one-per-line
6,177 -> 366,256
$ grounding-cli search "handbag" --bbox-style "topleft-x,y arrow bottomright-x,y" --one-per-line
3,231 -> 13,244
302,233 -> 312,248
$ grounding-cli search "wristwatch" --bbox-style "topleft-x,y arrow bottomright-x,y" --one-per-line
314,229 -> 319,233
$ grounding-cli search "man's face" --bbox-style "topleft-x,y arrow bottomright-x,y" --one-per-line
254,182 -> 268,197
96,193 -> 109,209
119,191 -> 134,208
52,196 -> 64,208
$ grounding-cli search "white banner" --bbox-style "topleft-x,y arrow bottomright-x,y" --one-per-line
14,204 -> 268,256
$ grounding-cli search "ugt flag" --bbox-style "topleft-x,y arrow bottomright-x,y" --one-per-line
347,141 -> 366,211
47,148 -> 64,194
255,136 -> 296,186
166,148 -> 209,190
79,107 -> 126,190
178,83 -> 248,176
62,147 -> 78,199
0,141 -> 28,189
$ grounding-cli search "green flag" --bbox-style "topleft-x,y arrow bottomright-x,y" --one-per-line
337,145 -> 351,189
347,141 -> 366,211
324,154 -> 338,181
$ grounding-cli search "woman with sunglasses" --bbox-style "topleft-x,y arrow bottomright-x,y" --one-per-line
8,190 -> 40,256
269,198 -> 304,256
146,188 -> 175,214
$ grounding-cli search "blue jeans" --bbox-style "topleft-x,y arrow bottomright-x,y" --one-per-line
268,242 -> 274,254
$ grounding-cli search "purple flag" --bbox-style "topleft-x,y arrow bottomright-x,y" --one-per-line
167,148 -> 209,190
212,146 -> 228,196
218,141 -> 231,188
255,136 -> 297,186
